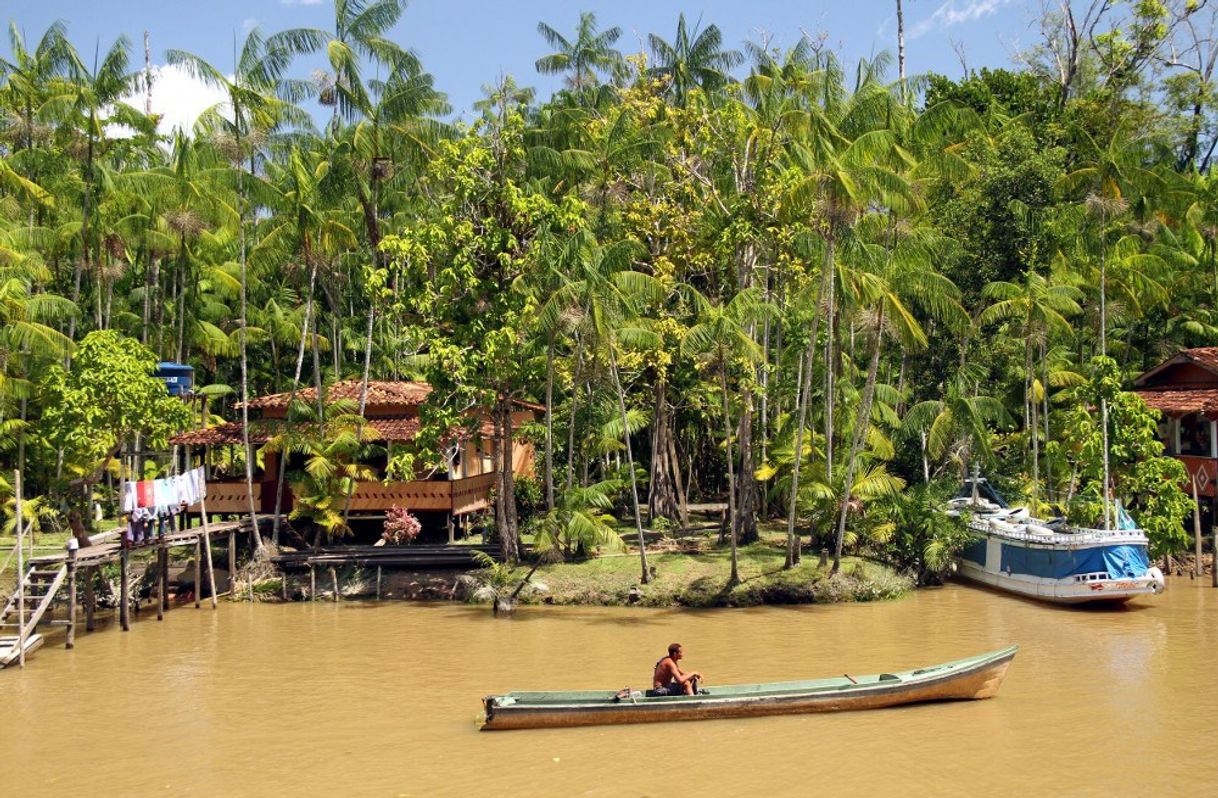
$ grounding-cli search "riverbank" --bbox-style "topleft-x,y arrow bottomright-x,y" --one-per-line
261,526 -> 913,608
2,525 -> 914,611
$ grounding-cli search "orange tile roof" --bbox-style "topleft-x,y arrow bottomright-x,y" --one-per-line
171,416 -> 425,446
241,380 -> 432,410
1135,388 -> 1218,418
1184,347 -> 1218,372
169,415 -> 528,447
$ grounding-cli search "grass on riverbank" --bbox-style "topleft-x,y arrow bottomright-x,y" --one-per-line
511,524 -> 912,608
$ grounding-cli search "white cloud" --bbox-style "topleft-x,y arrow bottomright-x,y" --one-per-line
242,18 -> 259,33
117,63 -> 231,137
909,0 -> 1013,40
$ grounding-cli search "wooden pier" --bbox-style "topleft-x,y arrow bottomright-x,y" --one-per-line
0,516 -> 268,669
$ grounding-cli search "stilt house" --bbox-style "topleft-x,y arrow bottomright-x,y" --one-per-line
168,380 -> 539,536
1134,347 -> 1218,503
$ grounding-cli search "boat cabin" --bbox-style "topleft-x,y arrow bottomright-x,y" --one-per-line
168,380 -> 539,540
1134,347 -> 1218,499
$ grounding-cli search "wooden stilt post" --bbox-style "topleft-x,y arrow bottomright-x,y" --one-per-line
155,542 -> 165,621
194,536 -> 201,609
228,530 -> 236,594
376,566 -> 382,600
84,566 -> 96,632
120,546 -> 130,632
200,498 -> 217,608
447,514 -> 454,544
14,469 -> 25,668
331,566 -> 339,602
66,539 -> 78,649
281,573 -> 287,601
309,565 -> 316,601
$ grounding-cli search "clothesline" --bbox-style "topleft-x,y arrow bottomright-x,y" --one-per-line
121,466 -> 208,515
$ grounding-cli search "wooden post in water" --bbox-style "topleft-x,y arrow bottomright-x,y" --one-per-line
155,541 -> 164,621
120,545 -> 130,631
194,537 -> 201,608
281,573 -> 287,601
376,566 -> 382,600
228,530 -> 236,593
84,566 -> 96,631
200,497 -> 217,608
65,539 -> 78,649
1193,474 -> 1204,579
309,565 -> 316,601
331,566 -> 339,602
14,469 -> 25,668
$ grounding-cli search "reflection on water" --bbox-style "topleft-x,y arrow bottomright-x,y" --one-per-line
2,579 -> 1214,797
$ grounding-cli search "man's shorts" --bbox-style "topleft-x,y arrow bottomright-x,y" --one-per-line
648,684 -> 684,697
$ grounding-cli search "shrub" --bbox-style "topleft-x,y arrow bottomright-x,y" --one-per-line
383,506 -> 423,544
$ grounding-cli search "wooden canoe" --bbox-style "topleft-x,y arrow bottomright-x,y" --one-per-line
481,645 -> 1017,730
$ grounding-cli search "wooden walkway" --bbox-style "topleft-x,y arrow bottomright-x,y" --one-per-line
272,543 -> 504,570
1,516 -> 267,670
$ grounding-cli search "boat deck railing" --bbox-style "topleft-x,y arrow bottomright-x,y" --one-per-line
966,518 -> 1148,546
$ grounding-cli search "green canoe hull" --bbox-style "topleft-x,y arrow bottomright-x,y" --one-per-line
481,646 -> 1017,730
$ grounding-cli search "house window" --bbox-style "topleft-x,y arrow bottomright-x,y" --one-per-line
1185,415 -> 1211,456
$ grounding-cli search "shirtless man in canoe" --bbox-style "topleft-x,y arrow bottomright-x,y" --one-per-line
652,643 -> 704,696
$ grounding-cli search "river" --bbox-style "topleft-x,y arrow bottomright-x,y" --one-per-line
2,577 -> 1215,797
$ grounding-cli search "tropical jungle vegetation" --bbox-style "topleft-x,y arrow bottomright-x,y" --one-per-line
1,1 -> 1210,589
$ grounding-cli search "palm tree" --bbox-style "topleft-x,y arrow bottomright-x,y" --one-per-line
1060,124 -> 1162,528
257,143 -> 358,543
169,27 -> 318,552
902,368 -> 1012,480
535,12 -> 623,92
262,397 -> 378,546
538,233 -> 663,584
310,0 -> 418,131
59,33 -> 139,341
682,286 -> 769,586
648,14 -> 743,105
978,270 -> 1083,509
532,479 -> 627,558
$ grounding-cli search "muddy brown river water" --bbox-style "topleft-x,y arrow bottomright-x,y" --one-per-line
2,577 -> 1215,797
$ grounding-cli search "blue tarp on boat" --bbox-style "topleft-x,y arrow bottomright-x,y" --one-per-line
960,536 -> 988,567
1000,543 -> 1150,579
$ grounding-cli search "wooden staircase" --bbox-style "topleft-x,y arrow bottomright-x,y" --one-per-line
0,563 -> 67,667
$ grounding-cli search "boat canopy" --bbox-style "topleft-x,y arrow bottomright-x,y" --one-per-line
999,543 -> 1150,580
957,479 -> 1009,509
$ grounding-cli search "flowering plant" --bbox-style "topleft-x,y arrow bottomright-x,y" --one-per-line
383,506 -> 423,544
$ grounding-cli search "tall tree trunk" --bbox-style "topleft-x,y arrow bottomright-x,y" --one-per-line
648,376 -> 681,523
896,0 -> 907,88
238,161 -> 264,555
832,308 -> 884,574
495,392 -> 520,563
272,258 -> 317,546
736,389 -> 758,544
608,346 -> 650,584
787,239 -> 833,567
824,232 -> 838,491
566,338 -> 583,493
544,338 -> 555,511
719,355 -> 740,586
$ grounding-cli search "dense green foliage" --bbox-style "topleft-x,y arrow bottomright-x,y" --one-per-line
2,1 -> 1214,571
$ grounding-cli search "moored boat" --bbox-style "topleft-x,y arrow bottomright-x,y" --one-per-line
481,646 -> 1017,730
949,479 -> 1165,604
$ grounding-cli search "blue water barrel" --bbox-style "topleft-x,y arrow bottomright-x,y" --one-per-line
155,362 -> 194,396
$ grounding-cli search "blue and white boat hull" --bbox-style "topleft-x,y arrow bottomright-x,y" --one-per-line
949,487 -> 1166,604
955,556 -> 1165,604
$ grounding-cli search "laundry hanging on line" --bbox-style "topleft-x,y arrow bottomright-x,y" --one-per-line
121,466 -> 209,513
